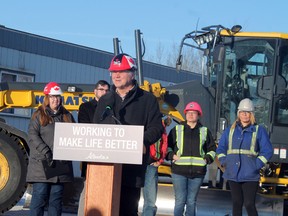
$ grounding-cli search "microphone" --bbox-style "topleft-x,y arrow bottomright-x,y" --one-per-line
100,105 -> 112,121
100,105 -> 122,124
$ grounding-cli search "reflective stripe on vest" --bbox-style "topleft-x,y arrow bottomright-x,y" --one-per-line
227,125 -> 259,156
175,125 -> 207,166
217,153 -> 226,159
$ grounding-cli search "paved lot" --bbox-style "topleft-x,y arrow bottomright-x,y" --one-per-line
2,185 -> 285,216
1,185 -> 173,216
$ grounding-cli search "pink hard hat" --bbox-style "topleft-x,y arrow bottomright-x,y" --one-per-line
184,101 -> 203,116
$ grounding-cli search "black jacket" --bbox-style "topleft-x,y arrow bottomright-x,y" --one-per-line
78,99 -> 98,123
167,121 -> 216,178
78,99 -> 98,177
26,106 -> 75,183
93,81 -> 163,187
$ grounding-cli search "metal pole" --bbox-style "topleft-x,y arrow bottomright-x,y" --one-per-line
113,38 -> 120,55
135,29 -> 144,85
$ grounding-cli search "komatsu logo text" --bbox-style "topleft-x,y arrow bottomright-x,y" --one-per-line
35,95 -> 94,106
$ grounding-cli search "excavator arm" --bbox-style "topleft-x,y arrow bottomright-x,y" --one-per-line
140,80 -> 184,122
0,81 -> 184,123
0,82 -> 96,111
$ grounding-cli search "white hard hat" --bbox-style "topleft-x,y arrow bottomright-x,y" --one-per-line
238,98 -> 254,112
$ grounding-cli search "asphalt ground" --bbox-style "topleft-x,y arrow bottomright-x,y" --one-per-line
2,184 -> 285,216
1,185 -> 173,216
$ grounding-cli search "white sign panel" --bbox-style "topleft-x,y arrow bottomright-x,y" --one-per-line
53,122 -> 144,164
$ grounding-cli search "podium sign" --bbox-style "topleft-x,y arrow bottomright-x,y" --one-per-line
53,122 -> 144,164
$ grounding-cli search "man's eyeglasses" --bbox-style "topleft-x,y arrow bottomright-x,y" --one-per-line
96,88 -> 109,92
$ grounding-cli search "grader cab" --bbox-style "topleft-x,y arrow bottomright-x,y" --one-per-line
173,24 -> 288,196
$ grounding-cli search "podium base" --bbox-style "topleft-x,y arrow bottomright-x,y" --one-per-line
85,163 -> 122,216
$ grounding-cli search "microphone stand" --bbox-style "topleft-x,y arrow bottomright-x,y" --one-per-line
111,115 -> 122,125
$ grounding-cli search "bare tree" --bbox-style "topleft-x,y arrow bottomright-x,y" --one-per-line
144,41 -> 204,74
145,42 -> 165,64
155,42 -> 165,63
181,46 -> 203,73
165,43 -> 179,67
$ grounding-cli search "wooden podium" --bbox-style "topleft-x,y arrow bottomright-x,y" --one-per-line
52,123 -> 143,215
84,163 -> 122,216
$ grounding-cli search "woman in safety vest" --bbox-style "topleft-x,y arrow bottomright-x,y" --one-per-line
166,101 -> 216,216
216,98 -> 273,216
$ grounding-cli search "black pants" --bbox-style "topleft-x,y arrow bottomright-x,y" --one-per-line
228,181 -> 259,216
119,185 -> 141,216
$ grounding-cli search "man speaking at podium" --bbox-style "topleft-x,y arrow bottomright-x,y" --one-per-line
93,53 -> 163,216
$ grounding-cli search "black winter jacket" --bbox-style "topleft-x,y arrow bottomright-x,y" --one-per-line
93,81 -> 163,187
26,105 -> 75,183
78,99 -> 98,123
167,121 -> 216,178
78,99 -> 98,177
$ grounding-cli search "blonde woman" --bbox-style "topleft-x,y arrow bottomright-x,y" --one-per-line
217,98 -> 273,216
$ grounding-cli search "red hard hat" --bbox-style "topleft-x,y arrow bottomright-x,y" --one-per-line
184,101 -> 203,116
43,82 -> 63,95
108,53 -> 137,72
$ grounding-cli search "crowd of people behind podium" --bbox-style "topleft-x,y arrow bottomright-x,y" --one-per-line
26,53 -> 273,216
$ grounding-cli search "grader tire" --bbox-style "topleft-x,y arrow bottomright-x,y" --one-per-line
0,130 -> 28,213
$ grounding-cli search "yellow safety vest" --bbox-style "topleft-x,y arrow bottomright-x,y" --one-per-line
171,125 -> 215,166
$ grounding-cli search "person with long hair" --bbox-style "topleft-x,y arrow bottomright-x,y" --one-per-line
26,82 -> 75,216
217,98 -> 273,216
166,101 -> 216,216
